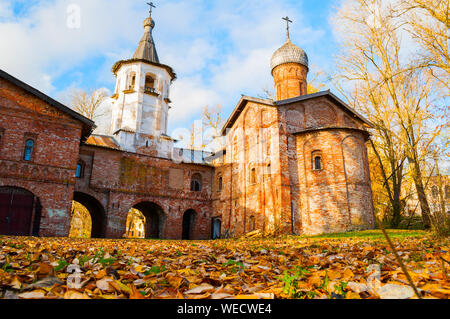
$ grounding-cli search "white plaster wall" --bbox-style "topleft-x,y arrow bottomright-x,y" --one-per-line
110,61 -> 173,154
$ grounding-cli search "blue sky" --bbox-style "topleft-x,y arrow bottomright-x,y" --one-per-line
0,0 -> 341,133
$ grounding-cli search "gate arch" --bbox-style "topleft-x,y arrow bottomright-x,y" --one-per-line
72,192 -> 106,238
131,202 -> 166,239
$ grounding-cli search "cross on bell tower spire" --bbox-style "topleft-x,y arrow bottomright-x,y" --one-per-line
147,2 -> 156,18
282,16 -> 292,41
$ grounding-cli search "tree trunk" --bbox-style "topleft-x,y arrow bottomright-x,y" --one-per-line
410,159 -> 432,228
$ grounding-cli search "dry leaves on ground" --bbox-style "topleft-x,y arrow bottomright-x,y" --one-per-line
0,233 -> 448,299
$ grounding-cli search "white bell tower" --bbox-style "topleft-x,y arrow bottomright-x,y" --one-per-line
110,4 -> 176,158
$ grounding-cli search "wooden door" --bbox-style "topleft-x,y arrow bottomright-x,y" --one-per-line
0,188 -> 35,236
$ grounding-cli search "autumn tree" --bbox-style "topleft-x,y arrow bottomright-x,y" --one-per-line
185,105 -> 225,152
69,88 -> 108,121
397,0 -> 450,90
333,0 -> 445,228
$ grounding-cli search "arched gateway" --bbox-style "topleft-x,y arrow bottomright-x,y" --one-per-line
72,192 -> 106,238
131,202 -> 166,239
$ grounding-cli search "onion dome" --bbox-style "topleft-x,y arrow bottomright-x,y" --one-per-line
270,39 -> 308,74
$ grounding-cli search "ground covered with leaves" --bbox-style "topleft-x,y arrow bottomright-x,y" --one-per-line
0,230 -> 448,299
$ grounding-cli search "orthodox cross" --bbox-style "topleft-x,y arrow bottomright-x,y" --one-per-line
282,16 -> 292,40
147,2 -> 156,17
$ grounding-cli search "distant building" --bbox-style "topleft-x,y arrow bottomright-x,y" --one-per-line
405,175 -> 450,217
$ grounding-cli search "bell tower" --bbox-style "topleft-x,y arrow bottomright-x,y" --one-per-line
110,2 -> 176,157
270,17 -> 309,101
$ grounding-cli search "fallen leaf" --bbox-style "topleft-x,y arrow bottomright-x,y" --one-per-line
27,276 -> 64,290
64,290 -> 90,299
9,276 -> 21,289
18,290 -> 46,299
377,284 -> 415,299
185,283 -> 215,294
96,278 -> 114,292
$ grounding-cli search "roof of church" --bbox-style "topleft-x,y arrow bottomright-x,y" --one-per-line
0,69 -> 96,141
221,95 -> 275,135
220,90 -> 373,135
270,39 -> 309,73
132,17 -> 159,63
275,90 -> 373,126
111,16 -> 176,80
85,134 -> 121,150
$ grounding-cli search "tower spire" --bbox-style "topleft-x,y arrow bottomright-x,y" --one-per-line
132,2 -> 159,63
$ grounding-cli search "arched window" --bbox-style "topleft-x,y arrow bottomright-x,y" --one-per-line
314,156 -> 322,170
76,162 -> 84,178
249,216 -> 256,231
312,151 -> 323,170
127,72 -> 136,90
431,186 -> 439,198
266,163 -> 271,176
250,167 -> 256,184
218,176 -> 223,192
145,75 -> 155,94
131,74 -> 136,89
191,173 -> 202,192
23,139 -> 35,161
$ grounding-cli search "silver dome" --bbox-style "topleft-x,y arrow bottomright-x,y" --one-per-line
270,40 -> 308,73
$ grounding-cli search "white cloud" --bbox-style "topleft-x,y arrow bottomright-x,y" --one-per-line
0,0 -> 144,93
169,75 -> 221,128
0,2 -> 12,18
0,0 -> 328,133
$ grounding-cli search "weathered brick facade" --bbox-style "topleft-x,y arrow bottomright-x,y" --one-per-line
0,71 -> 94,237
212,93 -> 376,237
0,20 -> 376,239
75,144 -> 214,239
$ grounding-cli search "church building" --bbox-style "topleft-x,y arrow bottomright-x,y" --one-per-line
0,9 -> 375,239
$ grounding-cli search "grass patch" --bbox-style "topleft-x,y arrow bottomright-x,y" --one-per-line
302,229 -> 428,240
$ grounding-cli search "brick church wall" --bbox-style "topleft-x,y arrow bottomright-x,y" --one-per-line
0,77 -> 85,236
214,101 -> 287,237
277,97 -> 375,235
75,145 -> 214,239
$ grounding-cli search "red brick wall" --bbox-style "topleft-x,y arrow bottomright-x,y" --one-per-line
217,96 -> 375,237
0,78 -> 84,236
272,62 -> 308,100
0,75 -> 375,239
214,102 -> 287,237
277,97 -> 375,235
75,145 -> 214,239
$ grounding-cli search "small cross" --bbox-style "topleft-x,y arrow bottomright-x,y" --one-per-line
147,2 -> 156,17
282,16 -> 293,40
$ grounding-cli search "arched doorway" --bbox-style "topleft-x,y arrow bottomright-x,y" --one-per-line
69,201 -> 92,238
182,209 -> 196,240
0,186 -> 41,236
129,202 -> 165,239
211,218 -> 221,239
71,192 -> 106,238
125,208 -> 146,239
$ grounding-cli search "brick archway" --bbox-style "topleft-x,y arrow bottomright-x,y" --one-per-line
73,192 -> 106,238
0,186 -> 41,236
132,202 -> 166,239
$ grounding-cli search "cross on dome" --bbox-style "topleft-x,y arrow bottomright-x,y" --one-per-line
282,16 -> 293,40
